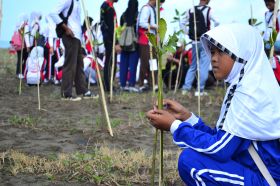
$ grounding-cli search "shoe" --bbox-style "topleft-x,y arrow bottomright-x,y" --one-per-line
153,85 -> 159,92
182,89 -> 190,95
54,80 -> 60,85
61,96 -> 82,101
139,86 -> 149,92
83,91 -> 99,99
18,74 -> 24,79
44,79 -> 49,84
194,91 -> 208,96
120,86 -> 130,92
129,86 -> 140,93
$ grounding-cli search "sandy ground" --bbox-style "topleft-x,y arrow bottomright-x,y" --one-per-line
0,49 -> 223,185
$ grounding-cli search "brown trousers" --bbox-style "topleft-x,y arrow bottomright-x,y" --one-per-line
61,35 -> 88,97
138,44 -> 158,87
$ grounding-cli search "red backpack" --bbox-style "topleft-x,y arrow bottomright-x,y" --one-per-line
11,31 -> 23,51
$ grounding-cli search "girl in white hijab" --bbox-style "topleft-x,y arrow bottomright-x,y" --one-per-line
29,11 -> 42,47
14,13 -> 31,78
146,23 -> 280,185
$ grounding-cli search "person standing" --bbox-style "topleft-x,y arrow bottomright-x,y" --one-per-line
100,0 -> 121,92
119,0 -> 139,92
50,0 -> 97,101
263,0 -> 280,56
14,13 -> 30,79
137,0 -> 158,92
180,0 -> 219,96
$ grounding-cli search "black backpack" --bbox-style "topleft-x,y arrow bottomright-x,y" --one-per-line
188,6 -> 210,41
56,0 -> 74,38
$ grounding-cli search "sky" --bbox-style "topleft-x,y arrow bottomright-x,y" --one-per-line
0,0 -> 268,44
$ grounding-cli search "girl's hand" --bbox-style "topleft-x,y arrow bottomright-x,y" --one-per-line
146,109 -> 176,131
163,99 -> 191,121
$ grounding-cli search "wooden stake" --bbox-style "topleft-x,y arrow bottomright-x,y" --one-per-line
192,0 -> 201,116
110,17 -> 117,102
173,43 -> 184,95
19,28 -> 25,95
269,0 -> 280,64
148,25 -> 156,95
81,0 -> 113,136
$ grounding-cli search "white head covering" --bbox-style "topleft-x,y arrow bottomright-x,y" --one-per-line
16,13 -> 29,30
44,14 -> 57,38
30,11 -> 41,27
201,23 -> 280,141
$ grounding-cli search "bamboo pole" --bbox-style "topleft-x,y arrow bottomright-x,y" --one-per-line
19,28 -> 25,95
148,25 -> 156,95
34,41 -> 41,111
192,0 -> 201,116
156,1 -> 164,186
110,18 -> 117,102
85,11 -> 92,90
269,0 -> 280,64
81,0 -> 113,137
173,43 -> 184,95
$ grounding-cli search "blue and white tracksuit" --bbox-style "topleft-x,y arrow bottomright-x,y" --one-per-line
171,114 -> 280,186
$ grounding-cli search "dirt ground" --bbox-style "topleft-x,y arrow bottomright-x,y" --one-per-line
0,49 -> 224,185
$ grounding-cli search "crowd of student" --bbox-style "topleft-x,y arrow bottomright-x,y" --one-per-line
9,0 -> 280,100
7,0 -> 280,185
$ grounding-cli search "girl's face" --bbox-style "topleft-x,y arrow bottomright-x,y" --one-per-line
210,46 -> 234,80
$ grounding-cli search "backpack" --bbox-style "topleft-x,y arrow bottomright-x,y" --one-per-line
56,0 -> 74,38
119,26 -> 137,51
188,6 -> 210,41
11,31 -> 23,51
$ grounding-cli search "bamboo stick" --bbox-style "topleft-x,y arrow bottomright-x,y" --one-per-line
110,18 -> 117,102
19,28 -> 25,95
173,43 -> 184,95
156,1 -> 164,186
148,25 -> 156,95
269,0 -> 280,64
81,0 -> 113,137
192,0 -> 201,116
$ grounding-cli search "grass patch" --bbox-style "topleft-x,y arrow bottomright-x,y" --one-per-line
0,147 -> 182,185
8,115 -> 39,127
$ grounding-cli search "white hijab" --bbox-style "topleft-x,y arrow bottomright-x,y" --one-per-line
16,13 -> 29,31
201,23 -> 280,141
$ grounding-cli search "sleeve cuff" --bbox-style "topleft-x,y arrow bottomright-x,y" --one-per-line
170,120 -> 182,134
183,113 -> 199,126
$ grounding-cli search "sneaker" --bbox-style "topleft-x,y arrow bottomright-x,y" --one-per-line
54,80 -> 60,85
129,86 -> 140,93
83,91 -> 99,99
43,79 -> 49,84
61,96 -> 82,101
194,91 -> 208,96
18,74 -> 24,79
182,89 -> 190,95
120,86 -> 130,92
153,85 -> 159,92
139,86 -> 149,92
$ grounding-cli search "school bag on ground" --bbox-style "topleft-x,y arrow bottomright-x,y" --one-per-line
56,0 -> 74,38
10,31 -> 23,51
25,46 -> 46,85
188,6 -> 210,41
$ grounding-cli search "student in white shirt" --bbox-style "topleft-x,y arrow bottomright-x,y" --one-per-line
50,0 -> 97,101
137,0 -> 159,91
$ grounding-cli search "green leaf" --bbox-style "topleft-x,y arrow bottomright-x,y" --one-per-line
175,9 -> 179,16
159,18 -> 167,44
181,11 -> 187,16
147,33 -> 157,47
173,17 -> 180,21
